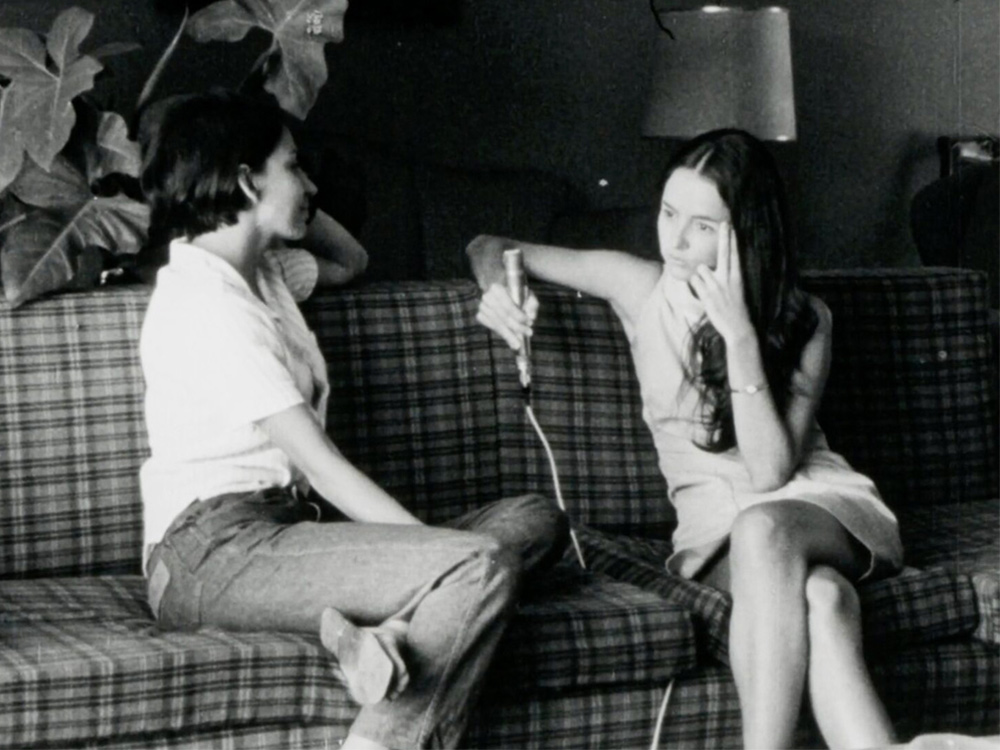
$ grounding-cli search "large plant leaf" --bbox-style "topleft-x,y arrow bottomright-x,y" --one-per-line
86,42 -> 142,61
46,6 -> 94,70
0,28 -> 47,81
0,7 -> 103,171
1,154 -> 148,306
0,85 -> 26,194
188,0 -> 346,119
69,104 -> 142,182
10,154 -> 89,209
1,193 -> 149,307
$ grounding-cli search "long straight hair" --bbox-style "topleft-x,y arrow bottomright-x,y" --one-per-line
664,129 -> 818,452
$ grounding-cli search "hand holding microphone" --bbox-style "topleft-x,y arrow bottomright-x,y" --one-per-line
502,248 -> 532,391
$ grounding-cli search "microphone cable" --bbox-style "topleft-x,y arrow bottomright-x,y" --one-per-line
503,249 -> 585,569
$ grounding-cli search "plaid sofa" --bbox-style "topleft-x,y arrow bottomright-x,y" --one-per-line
0,268 -> 996,749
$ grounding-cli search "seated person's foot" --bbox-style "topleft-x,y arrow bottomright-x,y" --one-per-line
320,608 -> 400,705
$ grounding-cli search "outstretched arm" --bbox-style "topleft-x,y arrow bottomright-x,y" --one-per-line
256,403 -> 422,525
466,234 -> 661,349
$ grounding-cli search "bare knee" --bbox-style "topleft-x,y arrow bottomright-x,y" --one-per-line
805,565 -> 861,633
729,503 -> 807,572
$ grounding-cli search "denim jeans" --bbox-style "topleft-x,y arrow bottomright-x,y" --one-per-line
146,488 -> 569,749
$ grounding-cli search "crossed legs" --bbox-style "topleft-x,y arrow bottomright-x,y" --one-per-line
706,500 -> 896,750
153,492 -> 567,750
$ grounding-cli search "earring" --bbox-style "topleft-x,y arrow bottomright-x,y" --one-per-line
305,10 -> 323,36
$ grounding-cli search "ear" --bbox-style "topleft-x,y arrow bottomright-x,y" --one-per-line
237,165 -> 260,204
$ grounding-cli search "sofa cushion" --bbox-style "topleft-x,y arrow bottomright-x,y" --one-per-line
0,569 -> 694,748
0,288 -> 150,578
490,564 -> 695,693
575,526 -> 986,665
0,577 -> 358,748
897,499 -> 1000,644
802,268 -> 998,508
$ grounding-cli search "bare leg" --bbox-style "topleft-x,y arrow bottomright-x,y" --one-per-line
724,501 -> 868,750
805,566 -> 896,749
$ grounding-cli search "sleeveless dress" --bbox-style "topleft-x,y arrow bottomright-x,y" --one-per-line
628,272 -> 904,580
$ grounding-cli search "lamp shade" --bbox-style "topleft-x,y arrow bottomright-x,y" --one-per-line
643,6 -> 796,141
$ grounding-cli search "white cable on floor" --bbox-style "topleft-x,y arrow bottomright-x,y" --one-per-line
649,678 -> 676,750
524,403 -> 586,569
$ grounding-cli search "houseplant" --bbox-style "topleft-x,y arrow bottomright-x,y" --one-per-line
0,0 -> 346,307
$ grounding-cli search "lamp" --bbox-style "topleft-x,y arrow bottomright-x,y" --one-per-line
642,6 -> 797,141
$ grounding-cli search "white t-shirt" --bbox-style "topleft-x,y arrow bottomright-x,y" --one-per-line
139,241 -> 328,549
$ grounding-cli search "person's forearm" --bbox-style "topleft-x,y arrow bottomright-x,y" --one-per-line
466,234 -> 582,290
304,210 -> 369,284
728,333 -> 797,491
256,404 -> 419,524
308,448 -> 422,525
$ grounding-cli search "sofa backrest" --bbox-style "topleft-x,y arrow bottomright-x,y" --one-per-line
0,268 -> 994,577
489,285 -> 674,539
0,288 -> 150,578
802,268 -> 997,507
302,281 -> 503,526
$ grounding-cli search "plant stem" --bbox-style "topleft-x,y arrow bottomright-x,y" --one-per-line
0,212 -> 27,236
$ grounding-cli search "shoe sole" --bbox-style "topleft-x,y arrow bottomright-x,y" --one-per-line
320,608 -> 394,705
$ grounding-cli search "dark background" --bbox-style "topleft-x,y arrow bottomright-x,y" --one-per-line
1,0 -> 997,270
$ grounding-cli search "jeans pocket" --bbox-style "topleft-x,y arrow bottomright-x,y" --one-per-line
151,542 -> 205,630
147,557 -> 170,619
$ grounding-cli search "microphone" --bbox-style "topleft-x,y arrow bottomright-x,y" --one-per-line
502,248 -> 532,391
502,249 -> 585,569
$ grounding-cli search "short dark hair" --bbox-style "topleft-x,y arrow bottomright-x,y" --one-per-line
140,90 -> 289,242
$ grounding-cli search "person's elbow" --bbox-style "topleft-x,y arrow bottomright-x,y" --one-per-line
746,457 -> 796,493
355,247 -> 369,277
315,251 -> 367,287
338,246 -> 369,283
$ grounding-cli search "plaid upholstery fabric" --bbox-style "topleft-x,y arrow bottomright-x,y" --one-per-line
303,282 -> 502,525
0,577 -> 357,748
897,500 -> 1000,644
491,284 -> 674,538
874,641 -> 1000,741
0,566 -> 692,748
68,646 -> 1000,750
572,527 -> 732,661
0,288 -> 150,578
491,564 -> 695,692
79,724 -> 349,749
467,640 -> 1000,750
802,268 -> 998,508
0,271 -> 996,749
575,526 -> 985,666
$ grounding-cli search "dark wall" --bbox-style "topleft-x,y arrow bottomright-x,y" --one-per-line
1,0 -> 997,269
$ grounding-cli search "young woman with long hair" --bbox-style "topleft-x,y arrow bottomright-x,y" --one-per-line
469,129 -> 903,750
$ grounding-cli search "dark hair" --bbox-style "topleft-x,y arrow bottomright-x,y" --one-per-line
139,90 -> 290,243
664,129 -> 818,452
